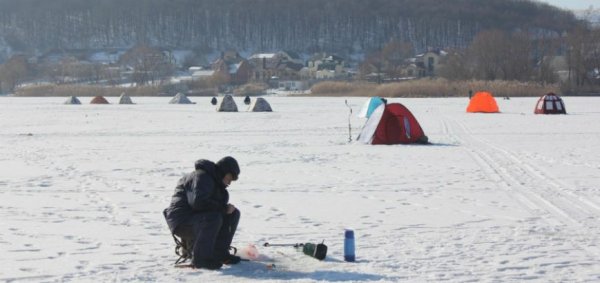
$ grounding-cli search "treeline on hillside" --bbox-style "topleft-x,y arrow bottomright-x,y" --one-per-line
0,0 -> 581,56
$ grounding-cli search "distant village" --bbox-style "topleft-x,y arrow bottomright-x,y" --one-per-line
191,49 -> 451,91
0,46 -> 457,95
0,42 -> 580,96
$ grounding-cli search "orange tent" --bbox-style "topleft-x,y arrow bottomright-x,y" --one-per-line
90,96 -> 109,104
466,91 -> 499,113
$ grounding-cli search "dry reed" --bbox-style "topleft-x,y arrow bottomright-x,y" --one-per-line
15,85 -> 164,97
310,79 -> 559,97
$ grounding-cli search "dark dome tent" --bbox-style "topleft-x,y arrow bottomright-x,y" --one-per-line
534,93 -> 566,114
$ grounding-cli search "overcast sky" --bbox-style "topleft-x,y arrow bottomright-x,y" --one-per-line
537,0 -> 597,10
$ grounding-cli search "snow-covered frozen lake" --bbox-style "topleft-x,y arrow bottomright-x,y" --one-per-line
1,96 -> 599,282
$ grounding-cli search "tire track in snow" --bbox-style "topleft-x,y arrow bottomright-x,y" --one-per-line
446,118 -> 600,257
455,119 -> 600,225
442,119 -> 554,220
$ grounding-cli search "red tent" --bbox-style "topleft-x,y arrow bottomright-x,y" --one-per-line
534,93 -> 566,114
90,96 -> 109,104
357,103 -> 428,144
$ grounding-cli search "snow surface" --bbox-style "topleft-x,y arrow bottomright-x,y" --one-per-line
0,96 -> 599,282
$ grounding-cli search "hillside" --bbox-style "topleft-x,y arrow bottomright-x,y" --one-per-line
0,0 -> 582,60
575,8 -> 600,26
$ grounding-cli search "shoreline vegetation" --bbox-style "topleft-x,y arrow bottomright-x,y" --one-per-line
13,79 -> 561,98
14,85 -> 166,97
308,79 -> 559,97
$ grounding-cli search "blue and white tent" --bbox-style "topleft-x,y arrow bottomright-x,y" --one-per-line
169,93 -> 195,104
64,96 -> 81,105
358,96 -> 385,118
118,92 -> 134,104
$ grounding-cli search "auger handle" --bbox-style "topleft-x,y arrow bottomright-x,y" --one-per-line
263,242 -> 303,248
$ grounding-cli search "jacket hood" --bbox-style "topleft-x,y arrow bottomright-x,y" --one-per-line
216,156 -> 240,181
194,159 -> 219,178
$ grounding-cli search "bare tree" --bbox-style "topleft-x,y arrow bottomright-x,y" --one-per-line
381,40 -> 414,61
532,33 -> 561,84
438,48 -> 472,80
468,30 -> 506,80
0,55 -> 32,93
468,29 -> 534,81
566,26 -> 590,88
119,44 -> 175,85
359,40 -> 415,81
499,31 -> 533,81
359,50 -> 385,83
381,40 -> 415,78
585,29 -> 600,87
566,26 -> 600,90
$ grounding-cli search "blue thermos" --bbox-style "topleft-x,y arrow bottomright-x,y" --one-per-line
344,229 -> 355,262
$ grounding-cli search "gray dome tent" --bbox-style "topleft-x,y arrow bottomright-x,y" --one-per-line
169,93 -> 195,104
248,97 -> 272,112
118,93 -> 134,104
217,94 -> 238,112
64,96 -> 81,105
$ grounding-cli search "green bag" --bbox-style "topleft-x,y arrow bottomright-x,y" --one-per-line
301,242 -> 328,260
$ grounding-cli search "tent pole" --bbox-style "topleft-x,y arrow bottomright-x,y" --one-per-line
345,100 -> 352,142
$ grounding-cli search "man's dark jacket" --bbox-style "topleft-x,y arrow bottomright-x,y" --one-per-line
164,159 -> 229,233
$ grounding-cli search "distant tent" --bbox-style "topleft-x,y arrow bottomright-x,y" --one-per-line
357,103 -> 428,145
358,96 -> 385,118
118,93 -> 134,104
466,91 -> 499,113
534,93 -> 566,114
169,93 -> 194,104
248,97 -> 272,112
64,96 -> 81,105
217,94 -> 238,112
90,95 -> 109,104
244,95 -> 251,105
210,97 -> 218,105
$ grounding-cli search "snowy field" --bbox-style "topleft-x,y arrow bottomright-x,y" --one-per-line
0,95 -> 599,282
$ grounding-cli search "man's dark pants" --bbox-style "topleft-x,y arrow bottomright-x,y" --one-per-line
174,210 -> 240,265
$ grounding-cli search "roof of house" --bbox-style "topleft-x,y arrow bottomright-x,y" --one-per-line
317,61 -> 338,71
277,61 -> 304,71
325,54 -> 344,62
229,63 -> 242,74
281,50 -> 301,60
192,70 -> 215,77
249,53 -> 277,59
416,49 -> 447,57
